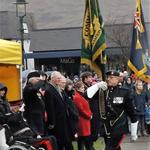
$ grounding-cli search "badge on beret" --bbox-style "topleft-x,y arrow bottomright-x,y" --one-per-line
106,70 -> 120,76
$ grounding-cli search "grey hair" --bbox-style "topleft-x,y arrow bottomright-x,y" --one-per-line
51,71 -> 62,79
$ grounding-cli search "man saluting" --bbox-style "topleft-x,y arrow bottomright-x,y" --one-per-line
87,70 -> 138,150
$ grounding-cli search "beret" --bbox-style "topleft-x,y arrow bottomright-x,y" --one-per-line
27,71 -> 40,81
106,70 -> 120,77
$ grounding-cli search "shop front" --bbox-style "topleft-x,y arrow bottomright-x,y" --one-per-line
25,49 -> 81,75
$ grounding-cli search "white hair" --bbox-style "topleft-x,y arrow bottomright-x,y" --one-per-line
51,71 -> 62,79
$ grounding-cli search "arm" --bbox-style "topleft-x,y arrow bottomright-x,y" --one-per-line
73,96 -> 92,119
87,81 -> 107,98
0,113 -> 6,124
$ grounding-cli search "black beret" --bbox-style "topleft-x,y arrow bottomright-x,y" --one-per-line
27,71 -> 40,81
106,70 -> 120,77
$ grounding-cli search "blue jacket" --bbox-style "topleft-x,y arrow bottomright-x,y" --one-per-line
133,91 -> 148,115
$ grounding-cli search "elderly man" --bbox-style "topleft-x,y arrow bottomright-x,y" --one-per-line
87,70 -> 138,150
44,71 -> 72,150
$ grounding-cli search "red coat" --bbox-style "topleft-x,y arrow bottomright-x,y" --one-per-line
73,91 -> 92,136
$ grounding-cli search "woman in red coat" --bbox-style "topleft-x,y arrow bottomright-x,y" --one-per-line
73,81 -> 93,150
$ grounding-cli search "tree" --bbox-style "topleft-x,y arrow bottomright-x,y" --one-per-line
105,21 -> 132,71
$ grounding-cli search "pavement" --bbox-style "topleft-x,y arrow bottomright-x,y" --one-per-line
122,135 -> 150,150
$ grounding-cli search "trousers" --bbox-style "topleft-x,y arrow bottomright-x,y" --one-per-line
104,134 -> 125,150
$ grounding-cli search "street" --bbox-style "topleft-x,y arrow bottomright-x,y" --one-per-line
122,135 -> 150,150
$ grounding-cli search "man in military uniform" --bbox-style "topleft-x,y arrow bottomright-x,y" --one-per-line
87,70 -> 138,150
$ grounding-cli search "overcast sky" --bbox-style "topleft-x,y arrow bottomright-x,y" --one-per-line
0,0 -> 149,29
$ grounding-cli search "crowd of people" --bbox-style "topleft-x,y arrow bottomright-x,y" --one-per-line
0,69 -> 150,150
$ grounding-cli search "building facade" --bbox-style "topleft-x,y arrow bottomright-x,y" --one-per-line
0,0 -> 150,74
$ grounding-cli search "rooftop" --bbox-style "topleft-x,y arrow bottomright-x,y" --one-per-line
0,0 -> 149,29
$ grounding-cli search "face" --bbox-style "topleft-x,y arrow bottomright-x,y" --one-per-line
107,75 -> 120,87
59,78 -> 66,90
67,84 -> 74,91
0,89 -> 5,98
77,85 -> 85,93
119,76 -> 124,83
51,72 -> 62,86
135,81 -> 143,91
84,76 -> 93,85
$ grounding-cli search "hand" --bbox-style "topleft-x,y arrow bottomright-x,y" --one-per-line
131,135 -> 138,141
37,135 -> 42,139
97,81 -> 107,91
39,88 -> 45,96
74,133 -> 78,138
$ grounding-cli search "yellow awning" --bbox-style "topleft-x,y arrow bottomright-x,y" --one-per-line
0,64 -> 21,101
0,39 -> 22,65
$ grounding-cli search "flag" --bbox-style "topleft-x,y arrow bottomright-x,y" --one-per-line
81,0 -> 107,80
128,0 -> 150,83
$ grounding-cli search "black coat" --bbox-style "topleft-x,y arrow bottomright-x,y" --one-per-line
0,83 -> 12,124
0,99 -> 11,124
62,91 -> 79,140
44,84 -> 72,144
23,82 -> 45,135
102,86 -> 137,137
0,83 -> 21,131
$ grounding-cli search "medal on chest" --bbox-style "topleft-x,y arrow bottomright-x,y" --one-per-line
113,97 -> 124,104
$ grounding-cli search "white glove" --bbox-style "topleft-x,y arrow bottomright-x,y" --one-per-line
37,135 -> 42,139
97,81 -> 107,91
131,121 -> 138,141
87,81 -> 107,98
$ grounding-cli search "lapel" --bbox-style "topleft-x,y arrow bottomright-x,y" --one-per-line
50,84 -> 64,102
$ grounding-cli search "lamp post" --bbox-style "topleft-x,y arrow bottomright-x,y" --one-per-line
14,0 -> 28,70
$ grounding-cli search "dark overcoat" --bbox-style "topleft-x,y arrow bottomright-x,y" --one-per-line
62,91 -> 79,140
44,84 -> 72,144
23,82 -> 45,135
